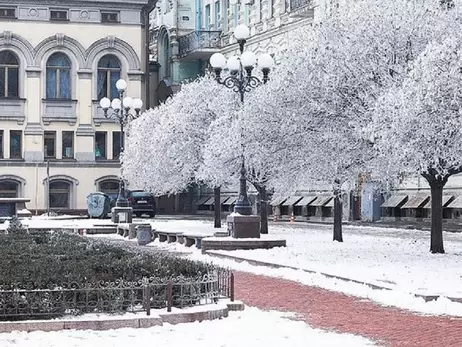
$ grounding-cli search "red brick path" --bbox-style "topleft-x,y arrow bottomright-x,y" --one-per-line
234,272 -> 462,347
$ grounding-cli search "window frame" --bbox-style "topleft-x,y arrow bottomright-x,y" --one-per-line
112,131 -> 121,160
97,54 -> 122,100
0,8 -> 16,19
49,180 -> 70,209
0,130 -> 3,159
46,52 -> 72,100
101,11 -> 119,23
0,50 -> 19,98
205,5 -> 211,30
62,131 -> 74,159
44,131 -> 56,159
9,130 -> 22,159
50,9 -> 69,21
214,1 -> 221,28
95,131 -> 107,160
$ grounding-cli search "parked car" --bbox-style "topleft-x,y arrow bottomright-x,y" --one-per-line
127,190 -> 156,218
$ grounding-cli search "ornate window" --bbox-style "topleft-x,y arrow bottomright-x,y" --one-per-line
0,50 -> 19,98
49,180 -> 70,208
97,55 -> 121,100
0,180 -> 18,198
46,53 -> 71,99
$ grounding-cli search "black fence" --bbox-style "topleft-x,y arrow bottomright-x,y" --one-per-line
290,0 -> 311,11
178,31 -> 222,58
0,268 -> 233,320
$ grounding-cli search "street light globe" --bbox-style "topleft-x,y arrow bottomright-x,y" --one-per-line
123,96 -> 133,109
99,97 -> 111,109
258,53 -> 274,69
133,98 -> 143,110
234,24 -> 250,41
240,51 -> 256,68
115,79 -> 127,91
227,56 -> 240,72
111,98 -> 122,110
210,53 -> 226,69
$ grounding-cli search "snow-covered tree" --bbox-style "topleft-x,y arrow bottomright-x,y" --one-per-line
374,33 -> 462,253
239,0 -> 454,242
122,75 -> 238,227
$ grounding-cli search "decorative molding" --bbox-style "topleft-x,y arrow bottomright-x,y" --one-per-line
127,70 -> 144,81
34,34 -> 87,68
0,31 -> 35,66
94,175 -> 120,186
42,99 -> 78,126
24,122 -> 44,136
43,175 -> 79,186
0,175 -> 26,185
25,67 -> 42,78
0,98 -> 26,125
76,124 -> 95,136
77,69 -> 93,79
86,36 -> 142,71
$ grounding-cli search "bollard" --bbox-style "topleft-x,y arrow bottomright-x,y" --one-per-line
166,280 -> 173,312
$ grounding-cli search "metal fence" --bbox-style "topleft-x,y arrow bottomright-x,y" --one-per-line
290,0 -> 311,11
178,31 -> 222,58
0,268 -> 233,320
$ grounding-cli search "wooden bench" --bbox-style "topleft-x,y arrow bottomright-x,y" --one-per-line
157,231 -> 183,243
183,234 -> 210,249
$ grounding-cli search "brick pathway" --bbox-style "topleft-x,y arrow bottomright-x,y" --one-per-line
234,272 -> 462,347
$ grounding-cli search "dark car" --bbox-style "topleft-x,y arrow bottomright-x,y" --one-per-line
127,190 -> 156,218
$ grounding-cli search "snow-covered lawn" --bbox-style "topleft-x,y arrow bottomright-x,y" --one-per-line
0,308 -> 375,347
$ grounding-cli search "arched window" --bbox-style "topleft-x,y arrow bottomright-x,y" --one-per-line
46,53 -> 71,99
0,180 -> 19,198
49,180 -> 70,208
97,54 -> 121,100
99,180 -> 119,195
0,50 -> 19,98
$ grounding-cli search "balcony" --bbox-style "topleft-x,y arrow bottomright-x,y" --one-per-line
178,31 -> 222,60
290,0 -> 314,18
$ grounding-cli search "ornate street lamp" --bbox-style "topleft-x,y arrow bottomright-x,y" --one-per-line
99,79 -> 143,215
209,24 -> 274,216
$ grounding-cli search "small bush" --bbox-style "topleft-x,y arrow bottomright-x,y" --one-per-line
6,216 -> 27,234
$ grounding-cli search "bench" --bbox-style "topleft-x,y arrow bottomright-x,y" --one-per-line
157,231 -> 183,243
183,234 -> 210,249
117,223 -> 151,239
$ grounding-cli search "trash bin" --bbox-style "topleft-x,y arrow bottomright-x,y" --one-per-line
137,225 -> 153,245
87,192 -> 111,219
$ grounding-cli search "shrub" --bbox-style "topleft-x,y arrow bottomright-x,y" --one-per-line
6,216 -> 27,234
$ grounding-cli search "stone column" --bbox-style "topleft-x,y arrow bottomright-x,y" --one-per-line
24,68 -> 44,162
75,70 -> 95,162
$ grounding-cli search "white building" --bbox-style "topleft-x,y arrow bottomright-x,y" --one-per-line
0,0 -> 155,214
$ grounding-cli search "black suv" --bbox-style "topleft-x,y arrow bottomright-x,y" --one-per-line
127,190 -> 156,218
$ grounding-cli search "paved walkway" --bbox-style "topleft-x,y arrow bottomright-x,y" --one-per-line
234,272 -> 462,347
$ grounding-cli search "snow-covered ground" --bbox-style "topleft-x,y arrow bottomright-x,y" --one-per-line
0,307 -> 375,347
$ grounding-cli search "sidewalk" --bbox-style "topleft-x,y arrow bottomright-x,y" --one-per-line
234,271 -> 462,347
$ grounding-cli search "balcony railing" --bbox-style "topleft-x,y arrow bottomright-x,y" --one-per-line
290,0 -> 312,11
178,31 -> 222,58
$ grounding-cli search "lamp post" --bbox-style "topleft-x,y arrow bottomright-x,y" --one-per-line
209,24 -> 274,216
99,79 -> 143,217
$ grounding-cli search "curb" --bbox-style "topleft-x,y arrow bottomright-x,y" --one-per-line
205,251 -> 462,304
0,301 -> 245,333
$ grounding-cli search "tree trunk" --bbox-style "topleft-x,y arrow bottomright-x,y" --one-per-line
214,187 -> 221,228
333,181 -> 343,242
260,185 -> 268,234
429,179 -> 445,253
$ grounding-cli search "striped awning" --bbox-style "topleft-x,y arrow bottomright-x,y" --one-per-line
223,196 -> 238,205
295,196 -> 317,206
381,195 -> 407,208
325,198 -> 335,208
309,196 -> 333,207
423,195 -> 454,209
282,196 -> 303,206
446,196 -> 462,209
270,197 -> 288,206
196,196 -> 211,205
203,197 -> 214,206
401,195 -> 430,209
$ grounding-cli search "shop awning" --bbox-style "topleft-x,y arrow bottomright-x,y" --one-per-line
401,195 -> 430,209
423,195 -> 454,209
196,196 -> 211,205
270,197 -> 288,206
325,198 -> 335,208
203,197 -> 215,206
223,196 -> 238,205
309,196 -> 333,207
381,195 -> 407,208
446,196 -> 462,209
295,196 -> 317,206
282,196 -> 303,206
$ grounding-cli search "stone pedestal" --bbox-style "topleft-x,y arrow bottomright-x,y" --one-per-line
111,207 -> 133,224
227,214 -> 260,239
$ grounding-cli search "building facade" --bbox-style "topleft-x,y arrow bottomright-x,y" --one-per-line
0,0 -> 154,213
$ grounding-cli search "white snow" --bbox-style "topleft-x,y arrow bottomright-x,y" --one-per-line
0,307 -> 375,347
